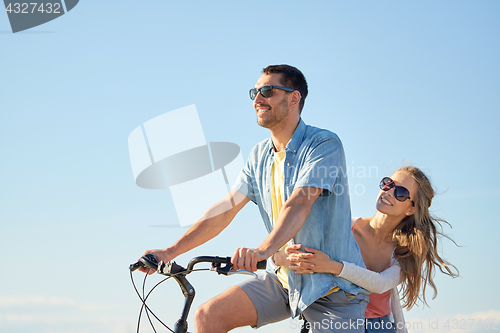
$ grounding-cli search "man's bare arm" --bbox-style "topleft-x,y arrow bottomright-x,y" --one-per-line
231,186 -> 322,271
139,190 -> 250,273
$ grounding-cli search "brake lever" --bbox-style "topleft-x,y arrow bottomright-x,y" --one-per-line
221,269 -> 258,278
212,259 -> 265,278
211,265 -> 258,278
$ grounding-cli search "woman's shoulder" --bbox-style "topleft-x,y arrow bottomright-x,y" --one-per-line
351,216 -> 360,228
351,216 -> 370,228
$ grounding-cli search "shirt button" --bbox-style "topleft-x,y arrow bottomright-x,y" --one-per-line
267,188 -> 270,192
287,162 -> 290,166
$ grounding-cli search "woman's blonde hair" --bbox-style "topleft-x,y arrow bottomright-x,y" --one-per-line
392,166 -> 459,309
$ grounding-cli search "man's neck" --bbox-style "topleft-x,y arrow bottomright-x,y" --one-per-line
270,118 -> 300,152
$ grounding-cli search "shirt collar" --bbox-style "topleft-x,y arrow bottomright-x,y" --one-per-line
267,118 -> 306,155
286,118 -> 306,154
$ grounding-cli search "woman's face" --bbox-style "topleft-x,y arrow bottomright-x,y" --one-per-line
376,171 -> 418,218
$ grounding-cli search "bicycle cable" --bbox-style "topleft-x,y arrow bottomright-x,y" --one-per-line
130,267 -> 210,332
141,269 -> 162,333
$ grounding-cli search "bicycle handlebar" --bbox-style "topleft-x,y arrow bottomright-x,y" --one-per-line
129,255 -> 266,333
129,254 -> 267,276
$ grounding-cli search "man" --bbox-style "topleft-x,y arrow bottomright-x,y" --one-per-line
138,65 -> 368,332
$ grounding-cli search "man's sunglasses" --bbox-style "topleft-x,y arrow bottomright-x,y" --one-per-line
249,85 -> 296,100
379,177 -> 414,206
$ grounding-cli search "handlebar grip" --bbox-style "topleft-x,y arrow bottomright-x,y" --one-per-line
129,261 -> 143,272
140,254 -> 159,271
129,254 -> 159,272
257,260 -> 267,270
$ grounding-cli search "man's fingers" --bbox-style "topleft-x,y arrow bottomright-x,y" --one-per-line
243,248 -> 253,271
248,252 -> 256,272
232,247 -> 264,272
138,266 -> 155,275
232,247 -> 253,271
243,249 -> 251,270
231,248 -> 243,271
246,248 -> 259,271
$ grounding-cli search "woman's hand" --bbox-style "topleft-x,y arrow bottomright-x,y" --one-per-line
272,250 -> 290,267
285,244 -> 343,275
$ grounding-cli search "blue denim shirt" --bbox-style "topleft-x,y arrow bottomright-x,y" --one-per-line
232,119 -> 368,318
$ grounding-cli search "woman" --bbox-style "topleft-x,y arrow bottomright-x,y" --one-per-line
273,166 -> 458,333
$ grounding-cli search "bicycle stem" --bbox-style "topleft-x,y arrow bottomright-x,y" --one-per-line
172,274 -> 194,333
157,261 -> 194,333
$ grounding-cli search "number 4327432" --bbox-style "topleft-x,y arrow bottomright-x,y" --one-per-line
5,3 -> 61,14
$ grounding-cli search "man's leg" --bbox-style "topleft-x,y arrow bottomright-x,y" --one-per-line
195,271 -> 290,333
194,285 -> 257,333
302,291 -> 369,333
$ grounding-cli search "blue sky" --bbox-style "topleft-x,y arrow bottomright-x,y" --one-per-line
1,1 -> 499,332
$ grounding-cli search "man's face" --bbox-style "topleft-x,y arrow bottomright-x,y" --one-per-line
253,73 -> 290,129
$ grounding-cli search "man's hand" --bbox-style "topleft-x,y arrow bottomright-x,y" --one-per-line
136,249 -> 173,275
231,247 -> 267,272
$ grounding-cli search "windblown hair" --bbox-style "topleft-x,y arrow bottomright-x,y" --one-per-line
392,166 -> 459,309
262,64 -> 308,113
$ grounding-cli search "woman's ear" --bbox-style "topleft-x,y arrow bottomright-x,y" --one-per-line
406,206 -> 415,216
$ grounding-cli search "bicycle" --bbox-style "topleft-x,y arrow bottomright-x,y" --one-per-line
129,254 -> 267,333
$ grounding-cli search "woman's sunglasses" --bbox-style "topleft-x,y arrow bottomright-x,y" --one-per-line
379,177 -> 414,206
249,85 -> 295,100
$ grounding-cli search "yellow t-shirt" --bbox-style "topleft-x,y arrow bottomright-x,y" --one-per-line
271,150 -> 339,295
270,151 -> 290,289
